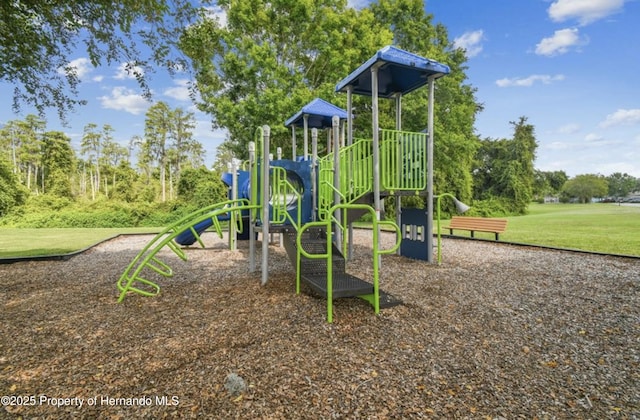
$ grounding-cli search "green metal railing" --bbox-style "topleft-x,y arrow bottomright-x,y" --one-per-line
380,129 -> 427,192
318,138 -> 372,221
318,129 -> 426,220
270,166 -> 302,228
117,199 -> 259,302
295,203 -> 401,323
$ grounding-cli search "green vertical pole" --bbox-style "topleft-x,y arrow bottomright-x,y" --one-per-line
371,64 -> 381,269
332,116 -> 342,249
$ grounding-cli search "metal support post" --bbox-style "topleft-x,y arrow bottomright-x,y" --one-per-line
395,93 -> 402,255
261,125 -> 270,285
303,114 -> 309,161
346,86 -> 354,259
426,76 -> 435,263
311,128 -> 318,221
248,141 -> 256,272
228,159 -> 238,251
291,126 -> 297,160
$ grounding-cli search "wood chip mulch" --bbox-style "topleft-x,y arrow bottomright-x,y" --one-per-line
0,231 -> 638,419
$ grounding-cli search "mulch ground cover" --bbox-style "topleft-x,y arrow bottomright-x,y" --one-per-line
1,232 -> 638,419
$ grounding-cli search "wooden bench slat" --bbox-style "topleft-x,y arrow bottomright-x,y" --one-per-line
445,216 -> 508,240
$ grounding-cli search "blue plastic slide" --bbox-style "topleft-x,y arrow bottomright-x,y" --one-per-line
174,213 -> 230,246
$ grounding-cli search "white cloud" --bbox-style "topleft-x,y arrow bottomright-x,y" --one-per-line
599,108 -> 640,128
596,162 -> 640,177
99,87 -> 149,115
114,62 -> 145,80
92,75 -> 104,82
453,30 -> 485,58
163,79 -> 191,102
496,74 -> 565,87
58,58 -> 93,80
546,141 -> 573,150
584,132 -> 621,146
548,0 -> 625,25
204,5 -> 228,28
585,132 -> 604,142
556,123 -> 581,134
535,28 -> 586,56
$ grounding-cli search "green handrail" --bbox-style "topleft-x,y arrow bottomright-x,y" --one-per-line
296,203 -> 401,323
270,166 -> 302,228
317,138 -> 373,221
318,129 -> 427,225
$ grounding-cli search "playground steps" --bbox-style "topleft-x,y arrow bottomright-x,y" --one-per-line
280,227 -> 401,308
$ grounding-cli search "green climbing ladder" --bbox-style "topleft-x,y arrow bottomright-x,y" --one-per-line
116,199 -> 257,302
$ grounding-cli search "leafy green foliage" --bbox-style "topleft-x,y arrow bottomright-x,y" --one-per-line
561,174 -> 608,203
606,172 -> 637,198
180,0 -> 394,159
1,0 -> 202,120
177,167 -> 228,208
371,0 -> 480,205
0,157 -> 28,216
533,170 -> 568,201
41,131 -> 76,197
472,117 -> 538,215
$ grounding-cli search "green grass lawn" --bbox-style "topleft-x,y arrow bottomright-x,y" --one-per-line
446,203 -> 640,256
1,203 -> 638,258
0,227 -> 161,258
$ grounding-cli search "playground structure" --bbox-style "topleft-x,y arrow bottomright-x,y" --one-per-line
117,46 -> 451,322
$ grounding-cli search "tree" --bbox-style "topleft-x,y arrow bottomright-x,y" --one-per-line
179,0 -> 394,159
0,115 -> 48,193
167,107 -> 203,198
606,172 -> 637,199
1,0 -> 203,120
473,117 -> 538,214
533,170 -> 568,201
371,0 -> 481,205
181,0 -> 480,209
562,174 -> 608,203
41,131 -> 76,198
81,123 -> 102,200
177,167 -> 227,208
102,134 -> 129,198
143,102 -> 173,202
141,102 -> 204,202
0,157 -> 27,216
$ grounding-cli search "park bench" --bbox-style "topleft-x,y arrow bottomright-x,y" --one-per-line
446,216 -> 508,240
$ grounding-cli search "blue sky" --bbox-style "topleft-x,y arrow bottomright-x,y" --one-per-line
1,0 -> 639,177
425,0 -> 640,177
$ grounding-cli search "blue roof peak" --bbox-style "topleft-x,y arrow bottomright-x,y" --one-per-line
284,98 -> 348,128
335,45 -> 450,98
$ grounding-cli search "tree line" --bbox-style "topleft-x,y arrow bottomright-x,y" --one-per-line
2,0 -> 638,225
0,103 -> 226,222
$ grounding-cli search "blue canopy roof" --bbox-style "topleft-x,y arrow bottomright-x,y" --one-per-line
284,98 -> 348,129
335,46 -> 450,98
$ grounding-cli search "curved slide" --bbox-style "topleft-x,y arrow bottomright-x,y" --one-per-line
174,213 -> 230,246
